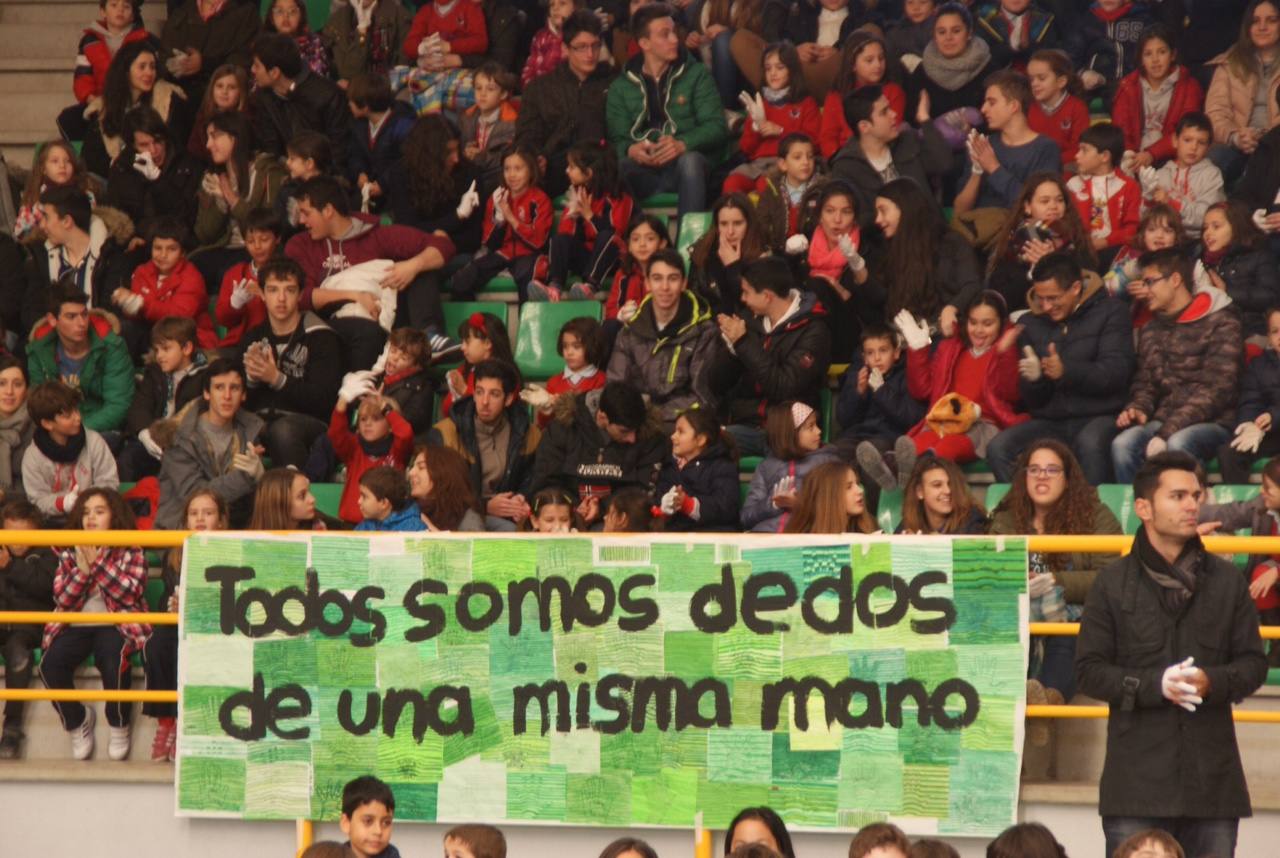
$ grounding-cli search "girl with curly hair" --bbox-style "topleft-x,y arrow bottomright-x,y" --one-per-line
384,114 -> 484,253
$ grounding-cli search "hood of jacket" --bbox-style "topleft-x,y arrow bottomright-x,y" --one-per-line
28,306 -> 119,344
1172,284 -> 1233,323
624,289 -> 712,344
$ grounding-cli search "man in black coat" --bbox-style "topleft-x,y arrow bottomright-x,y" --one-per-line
986,252 -> 1134,484
712,256 -> 832,457
514,11 -> 614,197
250,33 -> 351,160
1076,451 -> 1267,858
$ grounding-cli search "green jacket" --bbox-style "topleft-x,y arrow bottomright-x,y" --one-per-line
26,309 -> 136,433
606,50 -> 728,161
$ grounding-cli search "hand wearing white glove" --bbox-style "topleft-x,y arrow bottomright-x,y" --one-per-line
1232,421 -> 1266,453
164,50 -> 187,77
618,300 -> 639,324
339,372 -> 377,405
138,427 -> 164,460
231,447 -> 265,480
1019,345 -> 1042,381
737,91 -> 766,126
519,384 -> 553,409
133,152 -> 160,181
1027,571 -> 1055,599
966,129 -> 984,175
229,278 -> 255,310
868,368 -> 885,392
1080,69 -> 1106,91
659,486 -> 681,516
784,234 -> 809,255
1161,657 -> 1203,712
894,309 -> 931,351
1254,208 -> 1277,233
119,291 -> 144,317
837,233 -> 866,273
201,171 -> 222,197
1146,435 -> 1168,458
1120,150 -> 1137,175
456,180 -> 480,219
62,487 -> 80,512
1138,165 -> 1159,197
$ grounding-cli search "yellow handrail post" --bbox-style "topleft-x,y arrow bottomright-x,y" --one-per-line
296,819 -> 314,856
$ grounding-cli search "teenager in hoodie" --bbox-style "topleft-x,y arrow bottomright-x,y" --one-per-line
1065,0 -> 1153,99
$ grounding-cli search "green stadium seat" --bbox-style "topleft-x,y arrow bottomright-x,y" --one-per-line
641,193 -> 678,214
514,301 -> 603,380
984,483 -> 1009,511
311,483 -> 344,518
145,577 -> 168,611
1097,484 -> 1138,534
676,212 -> 712,255
441,302 -> 507,363
262,0 -> 330,28
739,455 -> 763,476
875,489 -> 903,533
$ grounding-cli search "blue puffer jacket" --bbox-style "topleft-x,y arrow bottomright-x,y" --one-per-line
355,504 -> 428,532
835,355 -> 924,441
654,441 -> 740,532
741,445 -> 842,533
1237,349 -> 1280,426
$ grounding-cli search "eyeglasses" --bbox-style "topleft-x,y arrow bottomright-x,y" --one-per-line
568,40 -> 601,53
1027,466 -> 1064,477
1140,274 -> 1169,288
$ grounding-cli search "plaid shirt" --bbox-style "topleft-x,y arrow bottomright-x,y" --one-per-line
43,547 -> 152,661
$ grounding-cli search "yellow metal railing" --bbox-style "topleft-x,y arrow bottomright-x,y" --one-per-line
4,531 -> 1280,852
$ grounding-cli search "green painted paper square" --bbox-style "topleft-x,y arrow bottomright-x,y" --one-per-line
565,772 -> 632,825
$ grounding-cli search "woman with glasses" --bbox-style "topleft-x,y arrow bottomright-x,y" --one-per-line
989,438 -> 1121,747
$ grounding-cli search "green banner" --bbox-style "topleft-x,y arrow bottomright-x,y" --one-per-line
176,534 -> 1028,836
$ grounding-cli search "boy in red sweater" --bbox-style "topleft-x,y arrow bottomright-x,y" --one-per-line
1066,123 -> 1140,258
214,209 -> 278,348
113,218 -> 216,359
526,317 -> 608,427
724,44 -> 821,195
328,374 -> 415,523
399,0 -> 489,113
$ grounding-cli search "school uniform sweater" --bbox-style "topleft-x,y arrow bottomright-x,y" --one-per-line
740,97 -> 822,161
1067,171 -> 1141,248
480,186 -> 554,260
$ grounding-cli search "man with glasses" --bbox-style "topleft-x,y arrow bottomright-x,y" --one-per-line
986,251 -> 1134,483
605,2 -> 728,216
515,10 -> 615,197
1110,247 -> 1242,483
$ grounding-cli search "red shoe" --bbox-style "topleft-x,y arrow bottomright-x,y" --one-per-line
152,717 -> 175,762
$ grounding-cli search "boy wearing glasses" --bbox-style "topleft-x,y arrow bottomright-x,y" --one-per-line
985,251 -> 1134,484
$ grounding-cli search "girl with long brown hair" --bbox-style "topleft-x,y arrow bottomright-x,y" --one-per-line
689,193 -> 770,315
783,460 -> 877,534
187,64 -> 250,162
249,468 -> 341,530
897,456 -> 987,534
1205,0 -> 1280,181
14,141 -> 100,244
407,445 -> 486,531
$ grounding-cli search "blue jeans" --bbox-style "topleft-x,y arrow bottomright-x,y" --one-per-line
726,423 -> 767,458
1111,421 -> 1231,485
1035,634 -> 1076,701
709,29 -> 742,107
1103,815 -> 1238,858
987,415 -> 1119,485
1208,142 -> 1249,186
620,151 -> 710,217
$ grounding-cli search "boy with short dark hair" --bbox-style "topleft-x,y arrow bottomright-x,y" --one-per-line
355,465 -> 426,531
340,775 -> 399,858
1140,112 -> 1225,238
113,218 -> 217,357
460,63 -> 520,183
380,328 -> 435,436
329,381 -> 414,524
119,316 -> 208,480
0,499 -> 56,759
215,209 -> 280,348
1067,122 -> 1141,253
346,73 -> 416,209
755,133 -> 825,249
21,381 -> 119,519
444,824 -> 507,858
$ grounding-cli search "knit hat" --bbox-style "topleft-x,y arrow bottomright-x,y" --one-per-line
791,402 -> 815,428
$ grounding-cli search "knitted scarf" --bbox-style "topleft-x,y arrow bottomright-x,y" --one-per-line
33,425 -> 86,465
0,404 -> 29,488
1134,523 -> 1203,612
921,37 -> 991,91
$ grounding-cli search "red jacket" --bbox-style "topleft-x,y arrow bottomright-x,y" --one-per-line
818,83 -> 907,159
214,260 -> 267,348
604,264 -> 646,320
541,369 -> 607,426
555,192 -> 634,253
1111,68 -> 1205,163
1028,95 -> 1091,165
740,96 -> 822,160
482,186 -> 554,260
906,330 -> 1027,431
403,0 -> 487,59
129,258 -> 218,348
1067,172 -> 1142,248
74,22 -> 155,104
328,407 -> 415,523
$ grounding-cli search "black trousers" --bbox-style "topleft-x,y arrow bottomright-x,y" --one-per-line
450,251 -> 538,301
142,625 -> 178,719
40,625 -> 133,729
1,626 -> 41,729
545,231 -> 621,291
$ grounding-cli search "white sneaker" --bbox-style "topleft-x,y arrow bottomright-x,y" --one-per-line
108,724 -> 132,761
70,707 -> 96,760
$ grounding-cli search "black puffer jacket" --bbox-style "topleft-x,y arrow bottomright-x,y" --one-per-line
106,147 -> 202,230
1076,531 -> 1267,819
829,124 -> 951,230
1204,244 -> 1280,338
384,369 -> 436,438
251,68 -> 352,159
835,355 -> 925,440
1235,348 -> 1280,426
515,62 -> 615,163
1017,279 -> 1135,420
761,0 -> 870,45
0,547 -> 56,638
653,441 -> 740,532
713,290 -> 832,427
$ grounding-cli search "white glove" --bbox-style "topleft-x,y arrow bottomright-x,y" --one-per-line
456,180 -> 480,219
784,234 -> 809,255
771,476 -> 796,508
618,300 -> 639,324
966,129 -> 984,175
201,171 -> 222,197
1102,270 -> 1121,296
867,368 -> 885,392
231,447 -> 265,481
360,181 -> 374,214
1120,150 -> 1137,175
737,91 -> 766,126
133,151 -> 160,181
138,427 -> 163,460
519,384 -> 553,408
836,233 -> 866,273
1019,345 -> 1042,381
229,277 -> 255,310
165,50 -> 188,77
491,188 -> 507,224
1080,69 -> 1106,91
119,291 -> 144,317
353,0 -> 375,31
1254,208 -> 1277,233
1138,165 -> 1159,197
593,7 -> 611,25
62,487 -> 79,512
659,486 -> 681,515
339,371 -> 377,405
1232,421 -> 1266,453
894,309 -> 931,351
1027,571 -> 1055,599
1161,657 -> 1203,712
1146,435 -> 1168,458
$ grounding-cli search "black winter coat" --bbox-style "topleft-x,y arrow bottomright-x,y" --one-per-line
1204,244 -> 1280,338
237,312 -> 344,421
251,69 -> 352,159
1233,124 -> 1280,212
384,369 -> 436,438
1017,282 -> 1135,420
829,125 -> 951,230
428,397 -> 538,500
1075,534 -> 1267,818
835,355 -> 924,440
762,0 -> 869,45
0,547 -> 56,639
713,291 -> 833,427
125,359 -> 209,436
1235,348 -> 1280,426
653,442 -> 740,532
514,62 -> 615,162
106,148 -> 202,231
383,159 -> 483,254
